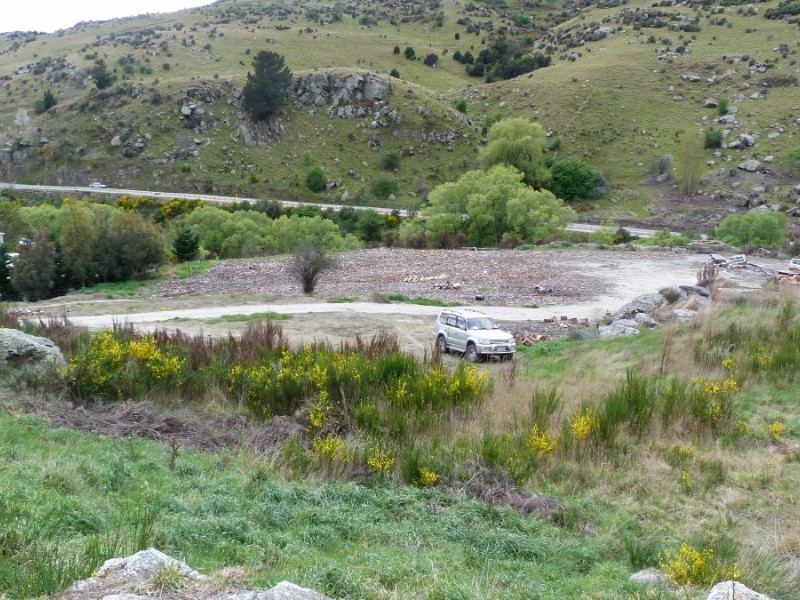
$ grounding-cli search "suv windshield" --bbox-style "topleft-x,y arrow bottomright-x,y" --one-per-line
466,317 -> 498,330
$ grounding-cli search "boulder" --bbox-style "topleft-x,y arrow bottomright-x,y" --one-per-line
611,293 -> 665,321
706,581 -> 774,600
70,549 -> 206,593
0,328 -> 65,366
599,322 -> 640,339
672,308 -> 697,322
738,159 -> 761,172
231,582 -> 333,599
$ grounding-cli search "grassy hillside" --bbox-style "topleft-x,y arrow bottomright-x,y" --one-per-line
1,0 -> 799,226
2,287 -> 800,599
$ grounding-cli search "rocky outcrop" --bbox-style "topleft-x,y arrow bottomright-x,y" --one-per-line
0,328 -> 65,366
65,549 -> 332,600
294,72 -> 392,118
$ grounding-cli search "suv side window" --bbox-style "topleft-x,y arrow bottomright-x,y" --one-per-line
456,317 -> 466,330
446,314 -> 458,327
439,313 -> 450,324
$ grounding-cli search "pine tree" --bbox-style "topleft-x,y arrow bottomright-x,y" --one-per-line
172,229 -> 200,262
242,51 -> 292,121
92,59 -> 115,90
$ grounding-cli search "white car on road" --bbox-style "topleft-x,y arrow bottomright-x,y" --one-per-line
433,308 -> 516,362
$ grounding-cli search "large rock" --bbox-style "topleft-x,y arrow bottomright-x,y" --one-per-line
599,322 -> 640,339
738,159 -> 761,172
706,581 -> 774,600
0,328 -> 65,366
231,582 -> 333,600
611,293 -> 665,321
92,548 -> 206,583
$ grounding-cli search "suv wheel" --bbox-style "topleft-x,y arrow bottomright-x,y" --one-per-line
465,343 -> 480,363
436,335 -> 449,354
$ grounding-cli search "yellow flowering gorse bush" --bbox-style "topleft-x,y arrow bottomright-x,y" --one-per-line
659,543 -> 740,589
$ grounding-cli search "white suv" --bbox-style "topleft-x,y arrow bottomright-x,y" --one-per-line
433,308 -> 516,362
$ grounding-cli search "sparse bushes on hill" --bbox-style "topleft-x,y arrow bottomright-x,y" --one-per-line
381,150 -> 400,171
704,128 -> 723,149
548,159 -> 604,201
305,166 -> 327,192
423,53 -> 439,66
91,59 -> 115,90
372,173 -> 399,199
785,146 -> 800,175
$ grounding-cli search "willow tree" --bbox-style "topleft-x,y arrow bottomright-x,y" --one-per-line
479,118 -> 552,189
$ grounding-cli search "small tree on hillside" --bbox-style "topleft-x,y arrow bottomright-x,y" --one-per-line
172,229 -> 200,262
675,126 -> 705,196
306,166 -> 327,192
92,60 -> 116,90
242,51 -> 293,121
291,242 -> 335,294
423,53 -> 439,67
34,89 -> 57,114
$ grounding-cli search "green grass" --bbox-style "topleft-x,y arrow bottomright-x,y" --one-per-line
205,312 -> 292,325
71,280 -> 153,298
385,293 -> 462,307
173,261 -> 214,280
0,411 -> 663,600
521,304 -> 539,309
3,291 -> 800,598
327,297 -> 355,303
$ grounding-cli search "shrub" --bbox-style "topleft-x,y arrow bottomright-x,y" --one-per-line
305,166 -> 327,193
372,174 -> 399,199
704,128 -> 723,149
785,146 -> 800,176
648,155 -> 672,177
548,159 -> 603,201
714,212 -> 787,249
393,45 -> 400,55
717,98 -> 729,115
455,99 -> 467,113
423,53 -> 439,67
381,150 -> 401,171
404,47 -> 415,60
291,242 -> 335,294
390,68 -> 400,78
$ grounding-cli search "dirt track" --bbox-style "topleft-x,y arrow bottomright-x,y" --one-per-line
34,247 -> 767,355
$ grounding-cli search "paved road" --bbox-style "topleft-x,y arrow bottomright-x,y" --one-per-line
0,181 -> 670,237
0,182 -> 414,216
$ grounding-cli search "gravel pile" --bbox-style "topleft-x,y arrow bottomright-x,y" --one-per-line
156,248 -> 610,307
